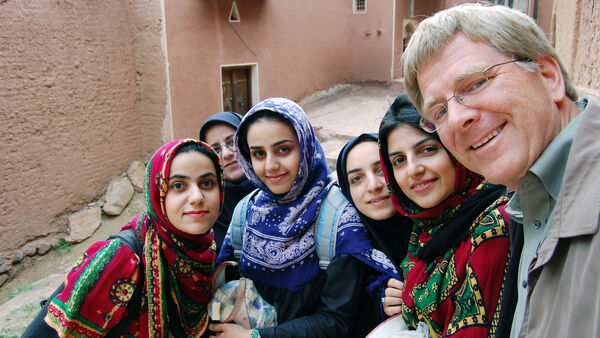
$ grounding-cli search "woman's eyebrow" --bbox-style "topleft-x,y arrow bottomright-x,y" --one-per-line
200,172 -> 217,179
272,139 -> 295,147
250,139 -> 294,150
168,172 -> 216,180
414,137 -> 436,148
347,160 -> 379,175
346,168 -> 362,175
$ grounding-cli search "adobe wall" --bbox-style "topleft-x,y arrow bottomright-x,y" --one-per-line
164,0 -> 396,139
0,0 -> 168,256
554,0 -> 600,97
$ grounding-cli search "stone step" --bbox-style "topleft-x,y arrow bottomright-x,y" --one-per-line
315,127 -> 356,173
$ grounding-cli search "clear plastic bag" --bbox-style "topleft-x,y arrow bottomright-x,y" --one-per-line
209,262 -> 277,329
367,315 -> 429,338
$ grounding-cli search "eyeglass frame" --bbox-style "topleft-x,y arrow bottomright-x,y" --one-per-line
419,58 -> 532,133
211,136 -> 235,156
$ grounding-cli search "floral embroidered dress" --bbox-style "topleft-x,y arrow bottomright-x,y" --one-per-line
381,156 -> 511,337
41,139 -> 224,338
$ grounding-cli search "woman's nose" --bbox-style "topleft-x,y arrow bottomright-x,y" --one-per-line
189,185 -> 205,204
407,158 -> 425,177
265,154 -> 279,171
366,174 -> 384,192
221,144 -> 234,158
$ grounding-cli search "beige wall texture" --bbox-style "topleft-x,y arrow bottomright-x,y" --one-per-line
164,0 -> 400,139
554,0 -> 600,98
0,0 -> 168,255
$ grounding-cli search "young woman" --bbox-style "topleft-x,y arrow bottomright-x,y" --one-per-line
336,133 -> 413,337
211,98 -> 397,338
200,112 -> 255,253
378,95 -> 510,338
24,139 -> 225,337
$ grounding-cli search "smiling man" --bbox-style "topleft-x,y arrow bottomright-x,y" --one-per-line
402,3 -> 600,338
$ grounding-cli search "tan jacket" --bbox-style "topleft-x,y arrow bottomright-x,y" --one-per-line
520,96 -> 600,337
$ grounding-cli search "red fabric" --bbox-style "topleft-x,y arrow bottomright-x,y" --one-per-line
44,139 -> 224,337
401,202 -> 510,337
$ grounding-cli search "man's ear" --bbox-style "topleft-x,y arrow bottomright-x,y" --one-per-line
535,55 -> 566,103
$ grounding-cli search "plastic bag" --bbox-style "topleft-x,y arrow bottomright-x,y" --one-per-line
209,262 -> 277,329
389,322 -> 429,338
367,314 -> 429,338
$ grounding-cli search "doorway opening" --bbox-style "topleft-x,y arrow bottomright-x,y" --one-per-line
221,63 -> 258,115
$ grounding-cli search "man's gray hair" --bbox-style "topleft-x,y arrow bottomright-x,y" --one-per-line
402,3 -> 577,112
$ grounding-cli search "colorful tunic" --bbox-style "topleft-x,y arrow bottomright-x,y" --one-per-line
400,182 -> 510,337
377,95 -> 511,337
43,139 -> 224,337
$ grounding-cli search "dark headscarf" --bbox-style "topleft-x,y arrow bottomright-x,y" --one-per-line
199,111 -> 255,253
199,111 -> 244,141
336,133 -> 412,270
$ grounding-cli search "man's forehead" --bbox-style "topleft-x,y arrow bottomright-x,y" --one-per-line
418,35 -> 504,101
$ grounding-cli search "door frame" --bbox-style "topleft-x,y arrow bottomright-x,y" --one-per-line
220,62 -> 259,114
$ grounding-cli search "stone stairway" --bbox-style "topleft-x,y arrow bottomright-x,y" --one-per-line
301,80 -> 407,174
316,127 -> 355,172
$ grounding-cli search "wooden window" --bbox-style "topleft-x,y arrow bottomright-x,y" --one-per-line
353,0 -> 366,14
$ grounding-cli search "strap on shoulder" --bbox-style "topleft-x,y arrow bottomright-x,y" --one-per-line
108,227 -> 143,258
105,228 -> 144,337
231,189 -> 259,261
315,184 -> 349,269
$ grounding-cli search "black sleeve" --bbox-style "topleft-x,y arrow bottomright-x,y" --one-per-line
496,218 -> 524,338
21,283 -> 64,338
258,254 -> 366,338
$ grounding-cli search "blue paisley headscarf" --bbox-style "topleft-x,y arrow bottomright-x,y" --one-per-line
218,97 -> 398,290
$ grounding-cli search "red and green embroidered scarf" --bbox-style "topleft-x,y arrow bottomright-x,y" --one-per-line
382,160 -> 510,337
44,139 -> 225,337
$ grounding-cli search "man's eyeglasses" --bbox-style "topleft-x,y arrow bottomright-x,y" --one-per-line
211,137 -> 235,156
420,58 -> 531,133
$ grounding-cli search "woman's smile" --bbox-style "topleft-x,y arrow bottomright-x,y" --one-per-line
410,178 -> 438,193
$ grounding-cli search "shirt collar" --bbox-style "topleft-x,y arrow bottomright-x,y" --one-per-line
528,111 -> 583,201
506,105 -> 584,221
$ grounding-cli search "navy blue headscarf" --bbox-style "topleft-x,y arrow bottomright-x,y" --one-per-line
336,134 -> 412,272
199,111 -> 244,141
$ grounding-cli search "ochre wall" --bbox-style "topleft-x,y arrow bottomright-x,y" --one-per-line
0,0 -> 168,254
554,0 -> 600,97
164,0 -> 397,139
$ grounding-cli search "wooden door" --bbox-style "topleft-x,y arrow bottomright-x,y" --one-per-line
222,67 -> 250,114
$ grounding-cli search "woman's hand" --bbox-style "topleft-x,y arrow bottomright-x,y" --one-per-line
382,277 -> 404,317
209,323 -> 254,338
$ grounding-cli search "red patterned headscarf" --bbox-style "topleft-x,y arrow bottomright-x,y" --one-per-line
45,139 -> 224,338
139,138 -> 224,337
377,94 -> 482,222
380,153 -> 482,221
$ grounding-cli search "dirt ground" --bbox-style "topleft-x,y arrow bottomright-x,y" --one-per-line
0,198 -> 141,337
